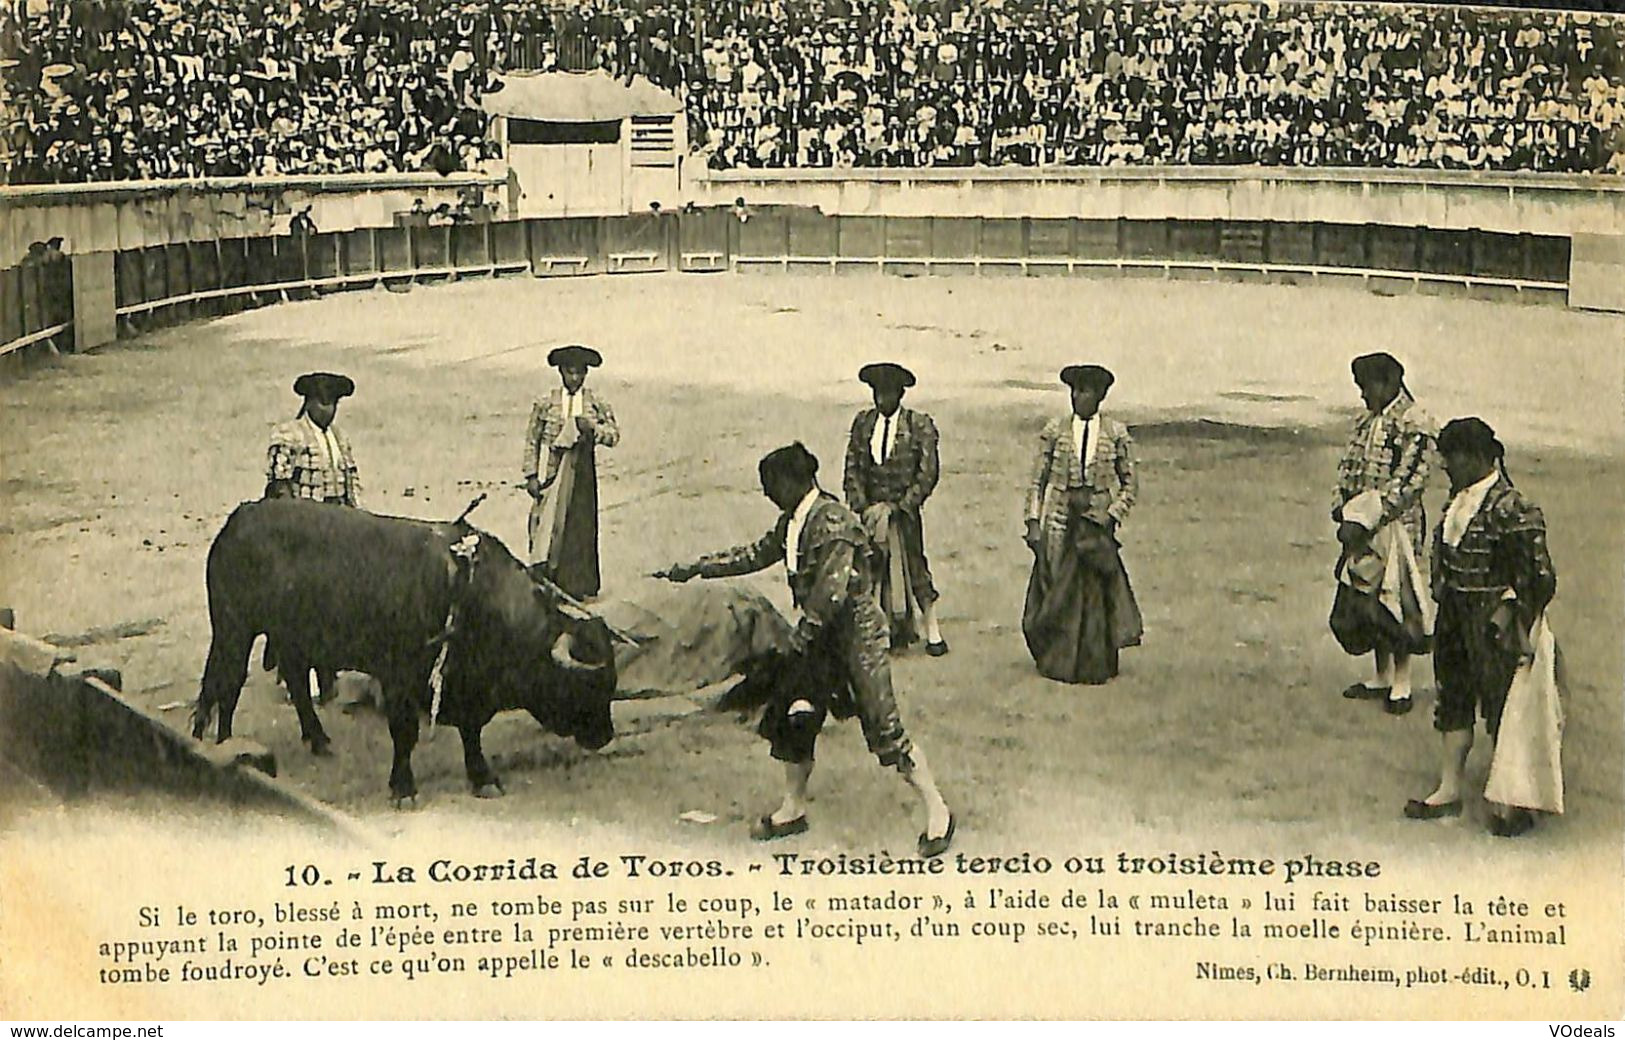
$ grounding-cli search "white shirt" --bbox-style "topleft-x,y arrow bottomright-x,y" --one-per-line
1442,469 -> 1499,548
304,416 -> 343,476
554,389 -> 583,447
870,408 -> 900,465
784,486 -> 821,576
1364,391 -> 1408,455
1071,413 -> 1101,472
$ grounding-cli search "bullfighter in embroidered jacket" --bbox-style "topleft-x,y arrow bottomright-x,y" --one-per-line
657,443 -> 955,858
524,344 -> 619,599
1405,418 -> 1558,839
266,372 -> 360,505
1021,364 -> 1143,685
1331,352 -> 1436,714
843,362 -> 948,655
262,371 -> 361,713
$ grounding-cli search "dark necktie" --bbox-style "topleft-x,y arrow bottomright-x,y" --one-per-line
880,414 -> 892,464
1079,419 -> 1091,478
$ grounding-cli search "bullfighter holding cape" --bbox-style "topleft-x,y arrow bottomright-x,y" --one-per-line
843,361 -> 949,655
1021,364 -> 1143,685
524,344 -> 619,599
657,443 -> 955,858
1329,351 -> 1436,715
1406,417 -> 1563,839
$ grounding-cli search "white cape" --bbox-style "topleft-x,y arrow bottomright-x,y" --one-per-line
1484,613 -> 1565,815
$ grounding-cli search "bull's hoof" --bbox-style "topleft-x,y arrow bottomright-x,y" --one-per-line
309,738 -> 333,757
473,782 -> 505,799
391,793 -> 420,811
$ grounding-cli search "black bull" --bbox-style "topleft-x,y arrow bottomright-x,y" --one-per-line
192,499 -> 617,800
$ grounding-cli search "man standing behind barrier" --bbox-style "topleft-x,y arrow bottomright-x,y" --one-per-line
525,345 -> 619,599
843,362 -> 948,655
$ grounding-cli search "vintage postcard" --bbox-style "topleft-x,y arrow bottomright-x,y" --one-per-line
1,0 -> 1622,1021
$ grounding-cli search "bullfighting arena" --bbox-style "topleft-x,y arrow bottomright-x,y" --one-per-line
2,271 -> 1622,865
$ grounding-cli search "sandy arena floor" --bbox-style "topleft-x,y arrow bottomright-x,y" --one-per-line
1,272 -> 1621,870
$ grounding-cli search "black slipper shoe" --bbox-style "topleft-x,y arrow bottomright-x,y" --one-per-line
1490,810 -> 1536,838
1343,683 -> 1391,701
1384,696 -> 1414,715
926,640 -> 950,657
1404,798 -> 1462,820
750,814 -> 809,841
918,813 -> 956,859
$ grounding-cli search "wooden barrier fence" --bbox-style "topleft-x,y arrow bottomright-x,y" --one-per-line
0,209 -> 1582,358
0,254 -> 73,358
100,212 -> 683,339
725,213 -> 1570,300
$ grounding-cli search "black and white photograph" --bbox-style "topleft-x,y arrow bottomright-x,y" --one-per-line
0,0 -> 1622,1021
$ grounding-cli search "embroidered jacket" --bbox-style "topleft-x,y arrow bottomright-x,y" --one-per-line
1431,474 -> 1557,627
843,407 -> 940,516
266,417 -> 359,504
692,492 -> 871,646
1334,392 -> 1434,544
522,386 -> 620,482
1025,414 -> 1137,559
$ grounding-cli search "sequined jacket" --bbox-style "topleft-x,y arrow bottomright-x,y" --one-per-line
522,387 -> 620,483
1431,475 -> 1557,629
843,407 -> 940,516
1025,414 -> 1137,564
266,417 -> 359,504
693,492 -> 871,645
1334,392 -> 1434,545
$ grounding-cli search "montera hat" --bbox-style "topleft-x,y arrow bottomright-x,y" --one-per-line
1436,417 -> 1503,459
1060,364 -> 1115,392
292,372 -> 355,402
858,361 -> 916,389
547,344 -> 603,369
758,442 -> 820,484
1351,352 -> 1404,383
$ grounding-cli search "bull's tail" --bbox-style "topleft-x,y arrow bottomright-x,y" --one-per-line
195,627 -> 255,743
197,511 -> 261,742
188,694 -> 216,739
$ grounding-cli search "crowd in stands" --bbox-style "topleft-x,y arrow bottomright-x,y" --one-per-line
674,0 -> 1625,172
3,0 -> 1624,183
0,0 -> 505,181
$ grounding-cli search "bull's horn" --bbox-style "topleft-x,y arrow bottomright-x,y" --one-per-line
551,630 -> 603,672
528,570 -> 645,646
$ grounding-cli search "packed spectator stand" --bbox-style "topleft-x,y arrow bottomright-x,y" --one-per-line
3,0 -> 1624,185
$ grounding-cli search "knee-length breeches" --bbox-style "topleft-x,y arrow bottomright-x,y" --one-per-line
1433,591 -> 1518,738
761,594 -> 912,767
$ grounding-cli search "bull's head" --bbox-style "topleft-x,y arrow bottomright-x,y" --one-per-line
448,540 -> 617,751
550,625 -> 606,673
546,615 -> 616,750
